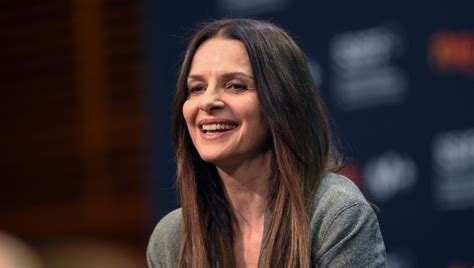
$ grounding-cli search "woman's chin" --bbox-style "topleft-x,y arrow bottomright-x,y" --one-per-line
198,153 -> 237,169
198,153 -> 226,164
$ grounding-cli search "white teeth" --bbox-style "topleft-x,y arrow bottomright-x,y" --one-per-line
202,124 -> 237,131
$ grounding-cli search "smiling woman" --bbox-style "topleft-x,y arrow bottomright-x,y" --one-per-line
183,38 -> 268,168
147,19 -> 386,268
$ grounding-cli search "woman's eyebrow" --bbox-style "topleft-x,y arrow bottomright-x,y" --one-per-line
187,74 -> 204,81
187,72 -> 254,81
222,72 -> 254,80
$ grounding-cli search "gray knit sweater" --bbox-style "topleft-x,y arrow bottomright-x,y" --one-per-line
147,173 -> 386,267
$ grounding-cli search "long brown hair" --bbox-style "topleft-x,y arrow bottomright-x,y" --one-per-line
171,18 -> 340,267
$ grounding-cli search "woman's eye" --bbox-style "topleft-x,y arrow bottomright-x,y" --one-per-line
188,85 -> 205,94
226,83 -> 248,91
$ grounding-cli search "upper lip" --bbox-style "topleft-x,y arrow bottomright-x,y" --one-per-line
198,118 -> 239,128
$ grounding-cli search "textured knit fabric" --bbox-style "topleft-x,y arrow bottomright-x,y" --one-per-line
147,173 -> 386,267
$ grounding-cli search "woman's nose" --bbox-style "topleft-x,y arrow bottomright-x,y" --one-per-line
198,86 -> 225,112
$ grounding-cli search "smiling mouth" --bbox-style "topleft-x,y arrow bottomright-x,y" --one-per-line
201,123 -> 238,134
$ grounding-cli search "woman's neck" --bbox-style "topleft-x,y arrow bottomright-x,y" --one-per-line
216,151 -> 271,231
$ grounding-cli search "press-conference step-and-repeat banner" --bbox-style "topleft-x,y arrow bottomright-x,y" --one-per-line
145,1 -> 474,267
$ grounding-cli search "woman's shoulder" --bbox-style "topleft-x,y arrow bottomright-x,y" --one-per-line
147,208 -> 182,268
313,172 -> 369,210
311,172 -> 375,232
310,172 -> 386,266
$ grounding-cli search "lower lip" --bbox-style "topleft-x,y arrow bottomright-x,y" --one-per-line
199,127 -> 237,140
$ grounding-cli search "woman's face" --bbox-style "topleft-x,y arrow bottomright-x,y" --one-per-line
183,37 -> 268,167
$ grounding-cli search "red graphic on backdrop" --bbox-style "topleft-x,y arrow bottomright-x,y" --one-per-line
429,31 -> 474,76
339,160 -> 364,190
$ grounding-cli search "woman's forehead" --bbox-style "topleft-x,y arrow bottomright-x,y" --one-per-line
189,38 -> 252,77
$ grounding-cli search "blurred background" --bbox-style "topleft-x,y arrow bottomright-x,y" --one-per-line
2,0 -> 473,267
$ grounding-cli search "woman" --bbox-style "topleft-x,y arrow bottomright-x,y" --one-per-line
147,19 -> 386,267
